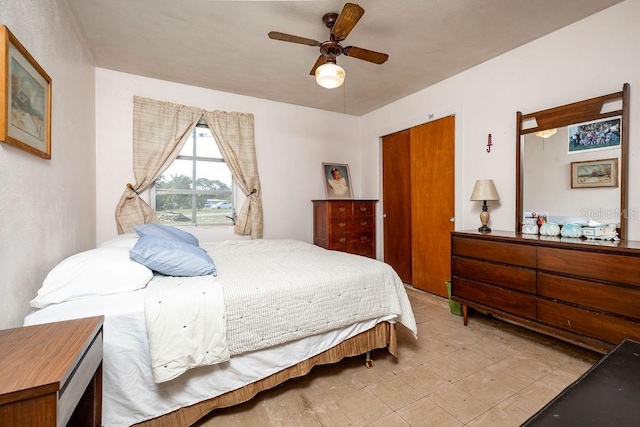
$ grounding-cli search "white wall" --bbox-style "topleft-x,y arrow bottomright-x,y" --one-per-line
0,0 -> 96,328
95,69 -> 360,244
360,0 -> 640,247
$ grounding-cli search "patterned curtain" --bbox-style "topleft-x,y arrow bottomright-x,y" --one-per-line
203,111 -> 263,239
115,97 -> 263,239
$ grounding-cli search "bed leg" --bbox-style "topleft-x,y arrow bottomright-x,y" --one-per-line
364,351 -> 374,368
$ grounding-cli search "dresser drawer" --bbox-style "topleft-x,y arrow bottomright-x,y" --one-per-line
452,236 -> 536,268
537,299 -> 640,345
538,247 -> 640,287
538,272 -> 640,319
452,277 -> 537,319
452,256 -> 536,293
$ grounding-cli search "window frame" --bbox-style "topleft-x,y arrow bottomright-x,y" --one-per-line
152,123 -> 236,226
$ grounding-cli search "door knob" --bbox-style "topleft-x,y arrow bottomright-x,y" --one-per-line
383,214 -> 387,218
450,217 -> 455,222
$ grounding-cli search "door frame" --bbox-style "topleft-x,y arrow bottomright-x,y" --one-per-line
375,105 -> 464,262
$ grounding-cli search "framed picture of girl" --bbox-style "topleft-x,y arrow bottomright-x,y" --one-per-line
322,163 -> 353,199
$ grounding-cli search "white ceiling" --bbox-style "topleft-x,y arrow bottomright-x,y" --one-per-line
66,0 -> 622,116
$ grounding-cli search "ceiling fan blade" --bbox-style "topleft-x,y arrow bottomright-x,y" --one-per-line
343,46 -> 389,64
268,31 -> 321,47
309,55 -> 326,75
331,3 -> 364,40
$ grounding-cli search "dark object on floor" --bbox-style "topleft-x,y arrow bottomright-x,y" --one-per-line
522,339 -> 640,426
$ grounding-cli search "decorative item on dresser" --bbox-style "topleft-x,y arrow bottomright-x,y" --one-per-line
0,316 -> 103,426
469,179 -> 500,232
450,231 -> 640,354
312,199 -> 377,258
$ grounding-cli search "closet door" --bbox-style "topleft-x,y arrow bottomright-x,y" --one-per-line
410,116 -> 455,296
382,129 -> 412,283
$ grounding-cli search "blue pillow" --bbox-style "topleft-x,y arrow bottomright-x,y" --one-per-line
133,223 -> 199,246
129,236 -> 216,277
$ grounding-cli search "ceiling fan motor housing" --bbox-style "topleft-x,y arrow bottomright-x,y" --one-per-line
322,13 -> 339,30
320,40 -> 343,58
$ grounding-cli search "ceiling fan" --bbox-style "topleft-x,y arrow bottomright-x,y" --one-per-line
268,3 -> 389,88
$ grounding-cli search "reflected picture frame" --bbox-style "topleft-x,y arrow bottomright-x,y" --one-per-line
0,25 -> 52,159
571,158 -> 618,189
568,116 -> 621,154
322,162 -> 353,199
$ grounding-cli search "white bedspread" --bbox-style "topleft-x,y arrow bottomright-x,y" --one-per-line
145,275 -> 229,383
144,239 -> 417,382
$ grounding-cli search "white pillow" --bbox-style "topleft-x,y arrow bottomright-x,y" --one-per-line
30,247 -> 153,309
99,233 -> 140,249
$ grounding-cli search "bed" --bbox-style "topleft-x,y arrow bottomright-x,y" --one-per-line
24,233 -> 417,427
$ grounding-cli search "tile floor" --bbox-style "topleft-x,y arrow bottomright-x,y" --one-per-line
197,286 -> 601,426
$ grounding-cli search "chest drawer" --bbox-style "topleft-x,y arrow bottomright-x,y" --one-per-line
452,236 -> 536,268
331,230 -> 374,246
331,217 -> 374,234
328,201 -> 353,218
353,201 -> 375,218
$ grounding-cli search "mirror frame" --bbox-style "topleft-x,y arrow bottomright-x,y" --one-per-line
516,83 -> 630,239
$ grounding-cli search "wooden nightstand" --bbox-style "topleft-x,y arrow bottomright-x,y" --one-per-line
0,316 -> 103,426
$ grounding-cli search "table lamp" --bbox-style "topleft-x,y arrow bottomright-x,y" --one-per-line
470,179 -> 500,232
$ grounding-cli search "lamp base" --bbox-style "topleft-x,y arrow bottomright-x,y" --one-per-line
478,225 -> 492,233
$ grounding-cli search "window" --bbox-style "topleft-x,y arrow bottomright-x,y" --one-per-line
153,124 -> 235,226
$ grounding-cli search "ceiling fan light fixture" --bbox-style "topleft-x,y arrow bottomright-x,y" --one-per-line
315,62 -> 345,89
535,128 -> 558,138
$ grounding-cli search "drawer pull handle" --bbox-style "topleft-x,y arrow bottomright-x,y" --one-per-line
339,207 -> 346,212
339,237 -> 346,243
338,222 -> 346,227
360,206 -> 367,212
361,221 -> 368,226
361,236 -> 368,241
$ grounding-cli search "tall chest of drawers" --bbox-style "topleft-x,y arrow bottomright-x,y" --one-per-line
451,231 -> 640,353
312,200 -> 377,259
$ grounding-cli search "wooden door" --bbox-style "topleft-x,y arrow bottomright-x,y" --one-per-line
382,130 -> 412,283
411,116 -> 455,296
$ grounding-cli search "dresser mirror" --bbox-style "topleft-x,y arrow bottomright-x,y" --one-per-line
516,83 -> 629,239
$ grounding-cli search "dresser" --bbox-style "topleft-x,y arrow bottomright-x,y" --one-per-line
0,316 -> 104,426
312,200 -> 377,258
451,231 -> 640,353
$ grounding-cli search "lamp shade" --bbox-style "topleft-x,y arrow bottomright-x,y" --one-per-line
315,62 -> 345,89
470,179 -> 500,201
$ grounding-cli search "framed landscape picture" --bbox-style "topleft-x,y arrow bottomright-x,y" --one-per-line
322,163 -> 353,199
0,25 -> 52,159
571,158 -> 618,189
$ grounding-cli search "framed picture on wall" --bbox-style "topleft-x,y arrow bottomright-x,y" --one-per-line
0,25 -> 52,159
568,116 -> 621,154
322,163 -> 353,199
571,158 -> 618,188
